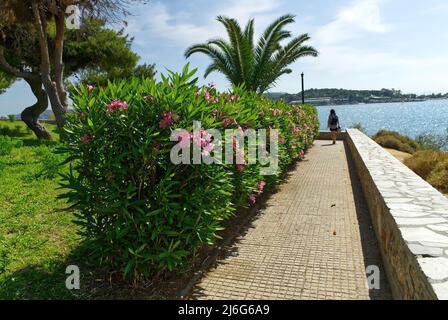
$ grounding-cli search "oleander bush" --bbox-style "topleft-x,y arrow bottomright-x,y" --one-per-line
60,65 -> 319,279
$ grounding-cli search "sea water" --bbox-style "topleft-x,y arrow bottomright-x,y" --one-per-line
316,99 -> 448,138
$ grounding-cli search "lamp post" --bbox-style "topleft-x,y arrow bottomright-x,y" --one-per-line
301,72 -> 305,105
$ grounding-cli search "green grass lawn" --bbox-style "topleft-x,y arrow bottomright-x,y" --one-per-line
0,120 -> 91,299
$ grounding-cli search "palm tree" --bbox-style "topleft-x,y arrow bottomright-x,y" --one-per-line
185,14 -> 318,93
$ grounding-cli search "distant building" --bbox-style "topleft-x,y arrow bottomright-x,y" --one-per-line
291,97 -> 332,105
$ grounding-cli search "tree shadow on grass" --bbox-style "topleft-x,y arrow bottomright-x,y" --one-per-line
22,139 -> 59,147
0,241 -> 96,300
0,126 -> 28,138
0,237 -> 185,300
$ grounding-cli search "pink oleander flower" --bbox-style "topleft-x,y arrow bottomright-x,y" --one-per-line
107,99 -> 128,113
174,130 -> 191,148
258,181 -> 266,194
248,195 -> 256,205
192,128 -> 214,156
80,134 -> 90,144
303,123 -> 309,130
292,128 -> 300,134
202,142 -> 215,156
143,95 -> 153,101
232,138 -> 246,164
223,118 -> 229,128
279,137 -> 286,143
159,111 -> 174,129
271,108 -> 282,116
236,164 -> 245,172
204,90 -> 219,103
300,149 -> 305,159
229,94 -> 240,102
86,84 -> 94,92
287,111 -> 292,117
232,138 -> 239,150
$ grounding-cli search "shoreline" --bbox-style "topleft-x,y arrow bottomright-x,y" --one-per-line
314,97 -> 448,107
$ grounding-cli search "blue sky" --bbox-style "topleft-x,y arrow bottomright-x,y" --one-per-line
1,0 -> 448,115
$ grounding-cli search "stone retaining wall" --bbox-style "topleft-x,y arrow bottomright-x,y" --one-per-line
317,130 -> 347,141
346,129 -> 448,300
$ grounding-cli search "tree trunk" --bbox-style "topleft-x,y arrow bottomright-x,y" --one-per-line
21,78 -> 53,140
0,46 -> 52,140
32,1 -> 66,130
54,12 -> 67,111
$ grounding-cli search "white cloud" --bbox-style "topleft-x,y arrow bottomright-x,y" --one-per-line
274,0 -> 448,93
219,0 -> 281,23
127,2 -> 217,46
127,0 -> 284,47
315,0 -> 389,46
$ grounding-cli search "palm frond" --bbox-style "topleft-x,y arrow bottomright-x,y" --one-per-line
252,14 -> 295,86
216,16 -> 247,84
259,34 -> 318,92
184,43 -> 238,83
184,14 -> 318,93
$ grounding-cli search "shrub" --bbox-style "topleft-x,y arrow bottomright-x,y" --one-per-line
350,122 -> 366,134
60,65 -> 319,279
427,159 -> 448,193
0,125 -> 23,138
372,130 -> 420,154
404,150 -> 448,180
0,136 -> 23,156
415,130 -> 448,151
7,114 -> 15,122
33,146 -> 65,179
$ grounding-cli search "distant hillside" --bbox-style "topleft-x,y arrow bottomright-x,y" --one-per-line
264,92 -> 288,99
1,109 -> 73,121
266,88 -> 448,105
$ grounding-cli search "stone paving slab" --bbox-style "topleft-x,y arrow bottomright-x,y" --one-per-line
191,140 -> 391,300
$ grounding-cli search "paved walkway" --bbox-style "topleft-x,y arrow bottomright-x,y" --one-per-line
191,140 -> 391,299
